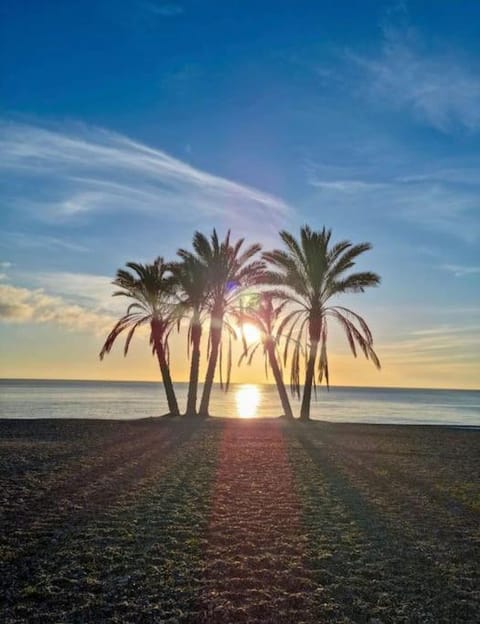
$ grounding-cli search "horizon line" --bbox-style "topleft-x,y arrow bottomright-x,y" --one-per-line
1,377 -> 478,393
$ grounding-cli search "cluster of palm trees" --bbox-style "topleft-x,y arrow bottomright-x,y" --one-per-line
100,226 -> 381,421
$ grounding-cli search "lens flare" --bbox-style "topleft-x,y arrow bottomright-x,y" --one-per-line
235,384 -> 260,418
240,323 -> 261,345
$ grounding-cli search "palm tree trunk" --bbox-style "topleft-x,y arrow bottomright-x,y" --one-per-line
199,318 -> 222,417
185,314 -> 202,416
300,321 -> 321,421
152,322 -> 180,417
266,341 -> 294,420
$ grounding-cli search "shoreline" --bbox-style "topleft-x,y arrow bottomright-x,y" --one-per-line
2,380 -> 478,427
1,415 -> 479,430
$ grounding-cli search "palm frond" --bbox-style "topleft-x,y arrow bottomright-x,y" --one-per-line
318,322 -> 329,388
281,310 -> 305,367
219,336 -> 223,390
330,271 -> 380,296
290,339 -> 301,398
326,242 -> 371,281
226,332 -> 233,391
328,306 -> 374,343
99,313 -> 147,360
123,318 -> 147,356
263,226 -> 380,405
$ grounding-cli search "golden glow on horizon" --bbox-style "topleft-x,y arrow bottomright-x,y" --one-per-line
235,384 -> 260,418
1,320 -> 479,390
240,323 -> 261,345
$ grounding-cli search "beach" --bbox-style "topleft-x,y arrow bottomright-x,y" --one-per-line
1,417 -> 479,623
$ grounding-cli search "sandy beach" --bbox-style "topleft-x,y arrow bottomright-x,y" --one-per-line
1,417 -> 479,623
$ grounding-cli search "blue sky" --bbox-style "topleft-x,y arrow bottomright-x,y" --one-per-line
0,1 -> 479,387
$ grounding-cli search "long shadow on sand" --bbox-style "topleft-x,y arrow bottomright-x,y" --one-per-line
289,422 -> 479,623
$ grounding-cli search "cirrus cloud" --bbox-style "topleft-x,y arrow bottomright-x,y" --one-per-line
0,120 -> 290,239
346,8 -> 480,133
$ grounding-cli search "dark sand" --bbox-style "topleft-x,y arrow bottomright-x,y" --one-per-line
1,417 -> 479,623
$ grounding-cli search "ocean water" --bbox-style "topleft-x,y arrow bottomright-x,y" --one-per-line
0,379 -> 479,426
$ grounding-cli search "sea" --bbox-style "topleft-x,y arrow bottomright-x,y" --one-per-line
0,379 -> 479,426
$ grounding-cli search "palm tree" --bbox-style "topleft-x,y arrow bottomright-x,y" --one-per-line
263,226 -> 381,421
237,293 -> 294,420
168,254 -> 209,416
99,258 -> 180,417
189,229 -> 265,417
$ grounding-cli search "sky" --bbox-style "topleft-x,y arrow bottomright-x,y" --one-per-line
0,0 -> 479,389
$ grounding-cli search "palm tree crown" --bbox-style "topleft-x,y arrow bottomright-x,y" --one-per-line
189,229 -> 264,313
188,229 -> 265,415
237,293 -> 294,419
168,254 -> 210,416
263,226 -> 381,419
170,253 -> 209,304
99,257 -> 180,416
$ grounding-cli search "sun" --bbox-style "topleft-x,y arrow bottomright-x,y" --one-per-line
240,323 -> 261,345
235,385 -> 260,418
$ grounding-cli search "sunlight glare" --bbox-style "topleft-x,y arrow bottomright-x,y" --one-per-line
235,384 -> 260,418
240,323 -> 261,345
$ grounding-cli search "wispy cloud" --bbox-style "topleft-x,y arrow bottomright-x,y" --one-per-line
411,324 -> 480,337
0,261 -> 12,282
0,283 -> 114,334
349,21 -> 480,132
397,168 -> 480,186
144,2 -> 183,17
393,184 -> 480,242
0,120 -> 290,235
309,179 -> 386,192
379,325 -> 480,365
308,167 -> 480,243
440,264 -> 480,277
0,232 -> 89,253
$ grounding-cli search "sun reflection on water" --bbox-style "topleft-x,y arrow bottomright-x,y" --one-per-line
235,384 -> 260,418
